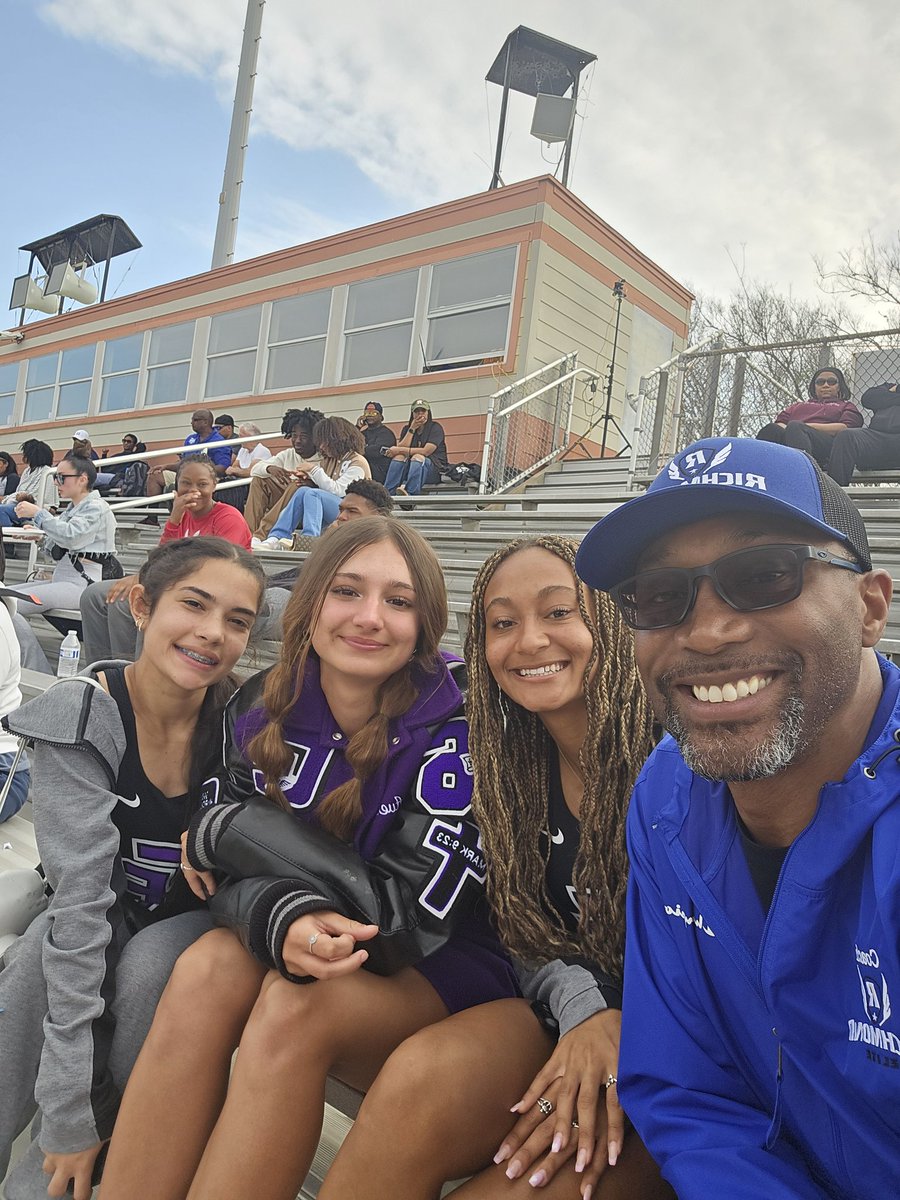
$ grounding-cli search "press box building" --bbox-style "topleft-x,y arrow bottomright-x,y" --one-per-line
0,176 -> 692,469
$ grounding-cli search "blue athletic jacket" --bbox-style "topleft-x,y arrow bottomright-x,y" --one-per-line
619,655 -> 900,1200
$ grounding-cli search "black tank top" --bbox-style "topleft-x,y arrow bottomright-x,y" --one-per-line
543,745 -> 582,932
106,667 -> 189,913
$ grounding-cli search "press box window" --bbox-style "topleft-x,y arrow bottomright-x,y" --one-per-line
425,246 -> 517,369
147,321 -> 195,406
342,271 -> 417,381
265,291 -> 330,391
0,361 -> 19,426
100,333 -> 142,413
205,306 -> 261,399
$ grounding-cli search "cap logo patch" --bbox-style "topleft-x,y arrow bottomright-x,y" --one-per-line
666,442 -> 766,492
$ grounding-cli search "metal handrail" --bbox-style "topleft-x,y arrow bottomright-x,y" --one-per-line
479,359 -> 600,495
75,431 -> 284,472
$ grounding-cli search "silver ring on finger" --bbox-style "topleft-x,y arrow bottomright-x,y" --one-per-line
536,1097 -> 554,1116
180,862 -> 196,872
604,1074 -> 618,1090
571,1119 -> 579,1129
308,933 -> 319,952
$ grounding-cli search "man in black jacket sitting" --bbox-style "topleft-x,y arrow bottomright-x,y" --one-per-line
355,402 -> 396,483
827,382 -> 900,484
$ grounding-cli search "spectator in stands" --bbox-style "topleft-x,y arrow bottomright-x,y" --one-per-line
70,429 -> 121,490
571,436 -> 898,1199
256,480 -> 395,640
100,518 -> 516,1200
0,539 -> 264,1200
244,406 -> 324,541
0,453 -> 20,499
221,420 -> 272,512
80,456 -> 251,666
0,440 -> 55,528
827,381 -> 900,486
105,433 -> 148,498
320,537 -> 666,1200
212,414 -> 237,449
383,400 -> 448,496
756,367 -> 861,467
71,429 -> 100,462
356,401 -> 396,483
0,589 -> 30,823
145,409 -> 233,503
8,457 -> 118,672
252,417 -> 370,551
158,456 -> 251,549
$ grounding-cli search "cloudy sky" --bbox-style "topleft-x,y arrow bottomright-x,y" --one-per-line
3,0 -> 897,328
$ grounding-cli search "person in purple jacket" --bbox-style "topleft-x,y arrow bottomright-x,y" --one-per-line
100,516 -> 516,1200
756,367 -> 862,468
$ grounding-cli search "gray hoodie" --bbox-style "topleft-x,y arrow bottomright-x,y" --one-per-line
2,664 -> 134,1152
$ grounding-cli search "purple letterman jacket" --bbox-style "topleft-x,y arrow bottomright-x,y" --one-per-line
187,653 -> 518,1012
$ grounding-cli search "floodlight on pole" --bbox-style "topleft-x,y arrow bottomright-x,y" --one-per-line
485,26 -> 596,190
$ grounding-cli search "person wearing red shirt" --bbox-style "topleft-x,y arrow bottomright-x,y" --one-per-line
80,457 -> 251,665
159,458 -> 251,549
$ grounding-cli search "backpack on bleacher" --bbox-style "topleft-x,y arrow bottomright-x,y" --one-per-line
113,461 -> 149,498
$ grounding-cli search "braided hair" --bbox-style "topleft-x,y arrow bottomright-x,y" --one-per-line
465,535 -> 654,976
246,516 -> 448,840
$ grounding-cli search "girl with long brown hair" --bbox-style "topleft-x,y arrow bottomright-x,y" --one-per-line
253,415 -> 371,550
319,535 -> 671,1199
99,516 -> 516,1200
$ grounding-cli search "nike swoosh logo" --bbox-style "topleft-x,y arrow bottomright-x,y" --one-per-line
550,828 -> 564,845
118,795 -> 141,808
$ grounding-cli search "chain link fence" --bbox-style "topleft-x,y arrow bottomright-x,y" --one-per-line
630,328 -> 900,475
479,354 -> 601,494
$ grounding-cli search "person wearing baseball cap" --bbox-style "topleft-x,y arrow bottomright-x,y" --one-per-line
575,437 -> 898,1198
383,400 -> 448,496
355,401 -> 396,484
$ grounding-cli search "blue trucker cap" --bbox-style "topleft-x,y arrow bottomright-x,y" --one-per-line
575,437 -> 871,591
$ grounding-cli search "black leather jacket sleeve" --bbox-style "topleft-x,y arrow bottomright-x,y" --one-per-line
188,683 -> 487,983
186,794 -> 485,982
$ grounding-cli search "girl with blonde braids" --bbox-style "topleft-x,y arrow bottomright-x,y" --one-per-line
319,536 -> 672,1200
100,517 -> 516,1200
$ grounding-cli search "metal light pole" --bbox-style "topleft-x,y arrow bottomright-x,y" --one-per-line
211,0 -> 266,270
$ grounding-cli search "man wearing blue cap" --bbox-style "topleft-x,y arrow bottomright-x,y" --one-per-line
575,437 -> 898,1199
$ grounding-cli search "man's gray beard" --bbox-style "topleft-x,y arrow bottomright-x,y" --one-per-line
665,692 -> 808,781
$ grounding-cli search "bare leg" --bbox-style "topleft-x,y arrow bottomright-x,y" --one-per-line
319,999 -> 550,1200
187,965 -> 448,1200
98,929 -> 266,1200
319,1000 -> 673,1200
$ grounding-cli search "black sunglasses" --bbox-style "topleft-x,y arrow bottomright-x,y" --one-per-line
611,543 -> 863,630
55,473 -> 80,482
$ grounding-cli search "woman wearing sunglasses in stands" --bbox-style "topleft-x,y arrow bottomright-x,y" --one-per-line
756,366 -> 860,469
319,536 -> 671,1200
7,456 -> 118,673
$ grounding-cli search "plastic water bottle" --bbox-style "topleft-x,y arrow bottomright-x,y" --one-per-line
57,631 -> 81,678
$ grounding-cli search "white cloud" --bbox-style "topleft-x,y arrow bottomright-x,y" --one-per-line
38,0 -> 900,320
